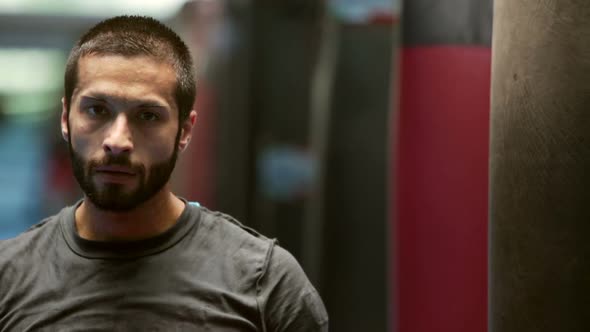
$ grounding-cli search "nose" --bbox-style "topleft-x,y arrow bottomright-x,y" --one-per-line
103,113 -> 133,155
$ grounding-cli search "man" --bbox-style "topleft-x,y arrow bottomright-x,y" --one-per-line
0,16 -> 328,331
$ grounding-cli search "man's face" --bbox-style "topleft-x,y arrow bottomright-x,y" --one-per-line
62,55 -> 183,211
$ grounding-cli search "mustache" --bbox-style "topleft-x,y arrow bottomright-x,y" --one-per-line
88,155 -> 145,173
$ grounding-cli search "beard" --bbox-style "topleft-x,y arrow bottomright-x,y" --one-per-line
68,142 -> 179,212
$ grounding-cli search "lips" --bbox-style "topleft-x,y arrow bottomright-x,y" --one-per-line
93,165 -> 137,185
94,165 -> 136,175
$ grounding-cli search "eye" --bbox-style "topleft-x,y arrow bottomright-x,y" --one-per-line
86,105 -> 109,117
138,111 -> 160,121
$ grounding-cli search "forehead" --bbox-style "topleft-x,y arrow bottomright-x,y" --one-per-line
73,54 -> 177,108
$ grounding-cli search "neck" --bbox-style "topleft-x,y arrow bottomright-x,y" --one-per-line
74,186 -> 185,242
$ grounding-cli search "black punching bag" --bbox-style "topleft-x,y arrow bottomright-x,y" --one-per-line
489,0 -> 590,331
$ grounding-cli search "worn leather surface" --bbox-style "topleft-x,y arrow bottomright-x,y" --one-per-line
490,0 -> 590,330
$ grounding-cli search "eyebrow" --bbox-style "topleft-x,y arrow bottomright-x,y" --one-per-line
80,94 -> 168,108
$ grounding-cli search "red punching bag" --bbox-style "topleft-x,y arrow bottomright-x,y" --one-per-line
393,1 -> 492,331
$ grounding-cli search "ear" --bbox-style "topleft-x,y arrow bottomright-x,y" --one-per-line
60,97 -> 69,142
178,110 -> 197,152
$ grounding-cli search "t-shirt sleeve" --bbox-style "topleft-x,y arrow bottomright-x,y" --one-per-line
256,243 -> 328,332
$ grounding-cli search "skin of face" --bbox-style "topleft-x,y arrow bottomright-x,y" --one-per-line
61,54 -> 194,213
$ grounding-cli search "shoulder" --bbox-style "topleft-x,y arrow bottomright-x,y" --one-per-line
0,204 -> 73,262
0,214 -> 60,258
195,207 -> 273,253
0,211 -> 63,294
257,244 -> 329,331
189,207 -> 276,281
192,207 -> 328,329
193,207 -> 312,289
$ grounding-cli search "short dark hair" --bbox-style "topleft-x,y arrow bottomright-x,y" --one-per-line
64,15 -> 196,122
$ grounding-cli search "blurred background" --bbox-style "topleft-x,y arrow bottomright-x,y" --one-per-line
0,0 -> 493,331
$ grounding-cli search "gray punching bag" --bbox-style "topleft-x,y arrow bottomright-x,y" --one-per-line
490,0 -> 590,331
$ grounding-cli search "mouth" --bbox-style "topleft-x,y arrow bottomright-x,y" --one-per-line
94,165 -> 136,175
93,165 -> 138,185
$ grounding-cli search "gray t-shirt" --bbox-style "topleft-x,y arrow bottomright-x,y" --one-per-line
0,201 -> 328,331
